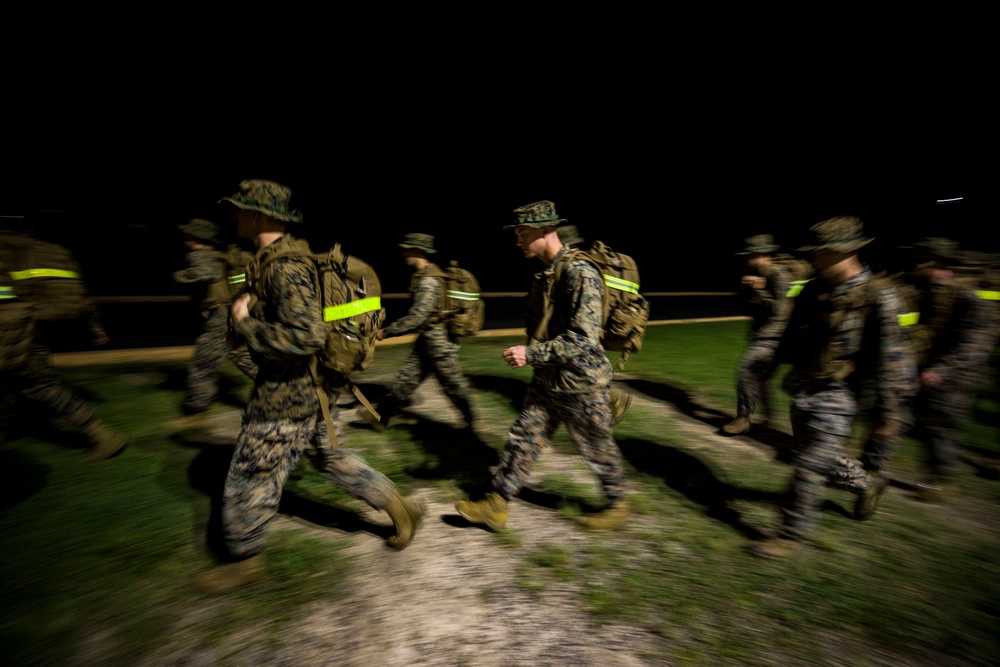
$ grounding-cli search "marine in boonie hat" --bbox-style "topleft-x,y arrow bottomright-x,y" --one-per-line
556,224 -> 584,247
503,200 -> 567,230
399,233 -> 436,254
797,215 -> 873,253
218,179 -> 303,223
178,218 -> 220,244
737,234 -> 780,255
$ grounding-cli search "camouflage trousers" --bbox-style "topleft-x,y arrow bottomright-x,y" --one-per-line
390,328 -> 475,423
221,409 -> 399,559
184,309 -> 241,413
9,343 -> 97,430
911,381 -> 978,479
734,344 -> 775,419
492,383 -> 626,503
779,401 -> 874,540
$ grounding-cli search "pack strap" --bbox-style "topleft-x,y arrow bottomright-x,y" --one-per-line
10,268 -> 80,280
308,356 -> 340,449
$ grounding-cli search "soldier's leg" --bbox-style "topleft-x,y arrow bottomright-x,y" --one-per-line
492,383 -> 559,501
220,417 -> 307,559
430,339 -> 477,425
561,388 -> 626,503
306,407 -> 424,548
183,311 -> 230,414
921,383 -> 968,481
724,347 -> 763,434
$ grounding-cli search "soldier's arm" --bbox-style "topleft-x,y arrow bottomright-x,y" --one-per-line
172,250 -> 221,284
233,257 -> 326,360
926,289 -> 997,383
873,286 -> 918,430
382,276 -> 441,338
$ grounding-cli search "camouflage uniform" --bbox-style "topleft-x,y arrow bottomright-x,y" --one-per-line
907,242 -> 1000,486
211,181 -> 420,570
726,235 -> 793,431
461,201 -> 627,524
173,221 -> 253,414
747,217 -> 916,548
375,233 -> 477,429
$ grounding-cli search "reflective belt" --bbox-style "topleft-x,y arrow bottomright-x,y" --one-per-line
228,273 -> 247,285
324,296 -> 381,322
447,289 -> 480,301
0,285 -> 15,300
786,279 -> 812,298
976,289 -> 1000,301
604,274 -> 640,294
10,268 -> 80,280
898,311 -> 920,327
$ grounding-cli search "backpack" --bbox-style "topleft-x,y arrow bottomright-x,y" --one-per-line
442,260 -> 484,337
2,233 -> 91,321
0,256 -> 36,373
246,239 -> 387,444
204,245 -> 255,312
772,253 -> 815,298
531,240 -> 650,370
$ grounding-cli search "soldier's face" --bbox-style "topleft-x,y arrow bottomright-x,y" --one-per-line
811,249 -> 853,284
402,248 -> 423,267
233,210 -> 257,241
514,225 -> 546,258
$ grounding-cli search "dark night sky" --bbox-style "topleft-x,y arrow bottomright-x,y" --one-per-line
2,7 -> 993,295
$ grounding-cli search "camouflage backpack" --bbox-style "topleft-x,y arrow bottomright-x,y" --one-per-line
0,252 -> 36,373
204,244 -> 255,312
441,260 -> 484,337
772,253 -> 815,298
530,240 -> 650,370
2,233 -> 91,321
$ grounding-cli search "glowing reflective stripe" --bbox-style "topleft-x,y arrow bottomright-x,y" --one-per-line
447,290 -> 480,301
228,273 -> 247,285
604,274 -> 640,294
786,279 -> 812,298
898,312 -> 920,327
324,296 -> 381,322
10,268 -> 80,280
975,290 -> 1000,301
0,285 -> 15,299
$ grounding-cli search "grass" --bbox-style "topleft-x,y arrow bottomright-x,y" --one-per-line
2,320 -> 999,665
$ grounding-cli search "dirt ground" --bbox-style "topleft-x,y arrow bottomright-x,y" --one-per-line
116,363 -> 787,667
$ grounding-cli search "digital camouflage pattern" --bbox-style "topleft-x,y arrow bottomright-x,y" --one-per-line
747,265 -> 917,538
222,412 -> 400,558
504,200 -> 567,229
526,248 -> 614,393
219,179 -> 304,223
382,267 -> 476,424
492,383 -> 625,502
909,271 -> 999,480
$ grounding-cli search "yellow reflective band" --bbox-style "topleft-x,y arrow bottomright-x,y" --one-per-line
10,268 -> 80,280
447,290 -> 480,301
0,286 -> 15,299
786,278 -> 813,298
228,273 -> 247,285
324,296 -> 381,322
975,290 -> 1000,301
604,275 -> 640,294
898,312 -> 920,327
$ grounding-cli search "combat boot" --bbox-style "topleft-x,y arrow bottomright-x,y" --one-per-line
455,492 -> 508,530
383,492 -> 426,550
722,414 -> 751,436
83,419 -> 128,462
854,474 -> 890,521
610,389 -> 632,425
577,499 -> 630,530
193,554 -> 266,594
750,537 -> 801,559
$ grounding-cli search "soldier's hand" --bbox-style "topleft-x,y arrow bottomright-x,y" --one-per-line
742,275 -> 766,290
375,329 -> 386,341
503,345 -> 528,368
920,369 -> 942,387
231,293 -> 252,324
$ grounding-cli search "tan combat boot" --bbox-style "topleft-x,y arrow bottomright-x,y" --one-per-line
83,419 -> 128,462
855,474 -> 890,520
722,413 -> 751,436
577,499 -> 630,530
750,537 -> 801,559
455,492 -> 508,530
194,554 -> 266,594
610,389 -> 632,425
383,492 -> 427,550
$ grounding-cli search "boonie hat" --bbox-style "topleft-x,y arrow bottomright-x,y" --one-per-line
399,233 -> 436,254
798,216 -> 873,253
504,200 -> 567,230
737,234 -> 780,255
219,179 -> 303,223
